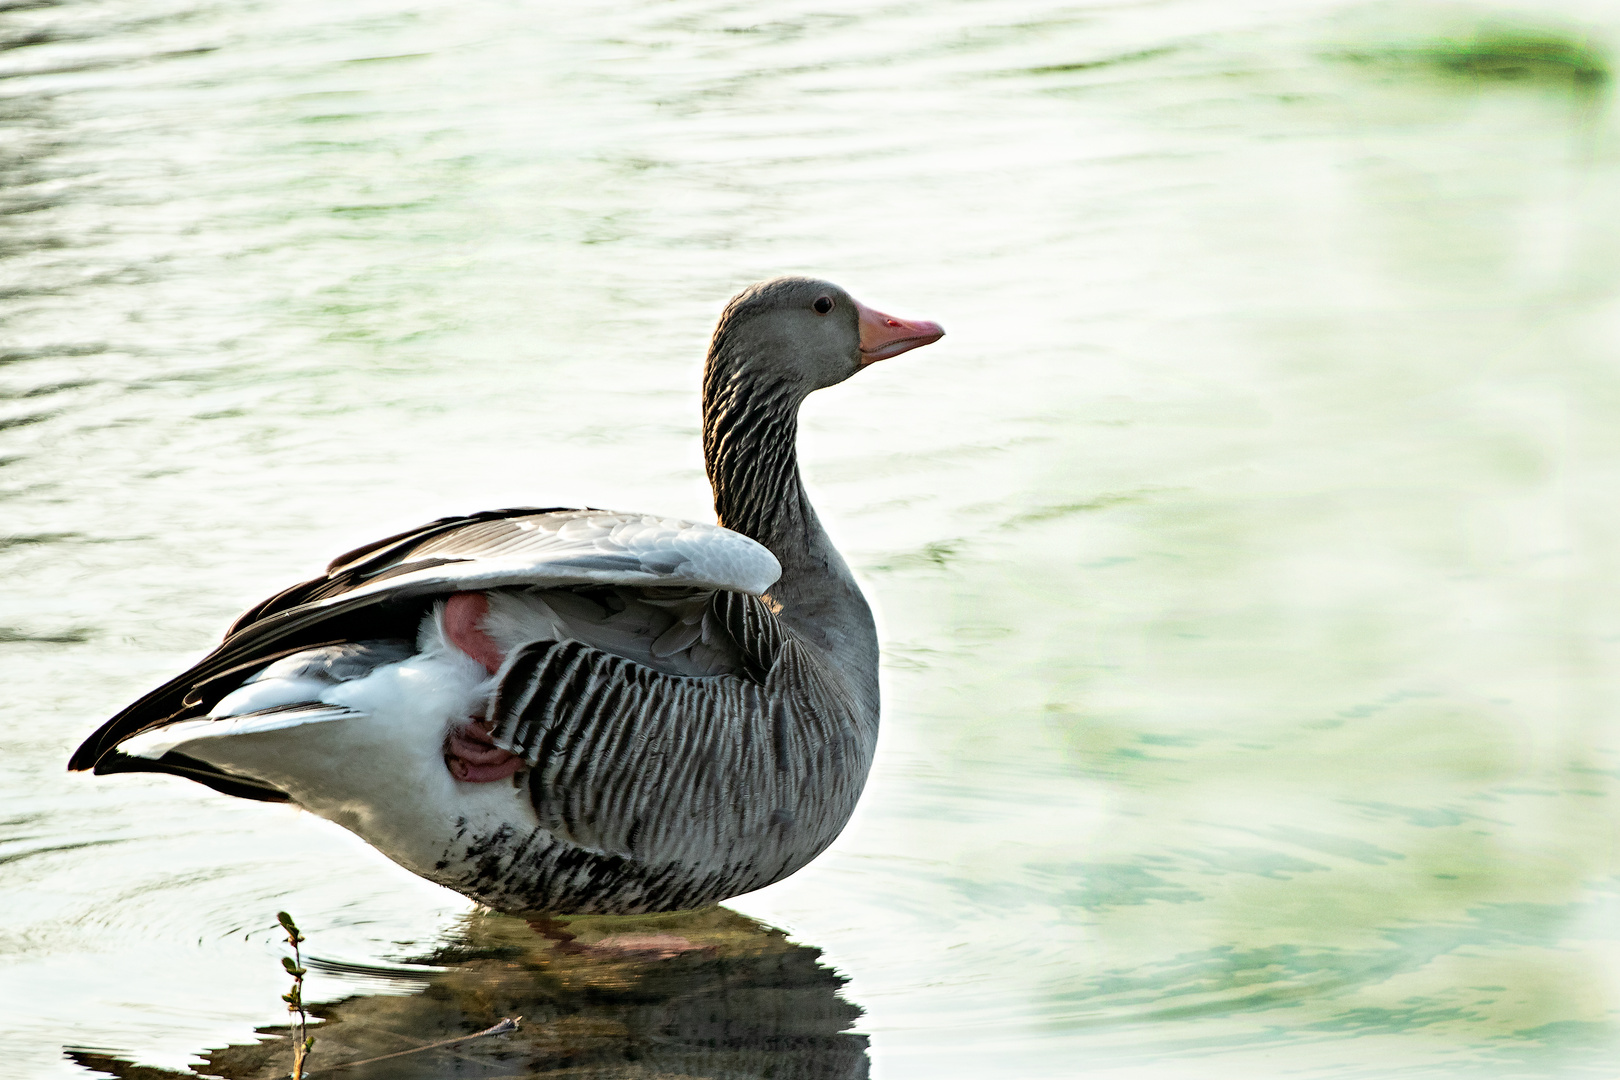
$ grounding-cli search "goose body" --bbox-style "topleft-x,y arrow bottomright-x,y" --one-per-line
69,279 -> 943,914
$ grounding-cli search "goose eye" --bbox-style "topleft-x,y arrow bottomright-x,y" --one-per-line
813,296 -> 834,315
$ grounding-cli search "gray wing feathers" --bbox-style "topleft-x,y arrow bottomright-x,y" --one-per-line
338,511 -> 782,605
488,636 -> 871,878
244,640 -> 416,686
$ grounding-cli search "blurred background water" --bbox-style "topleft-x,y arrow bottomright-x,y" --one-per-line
4,0 -> 1620,1076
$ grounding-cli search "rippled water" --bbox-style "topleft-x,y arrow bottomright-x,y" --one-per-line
6,0 -> 1620,1076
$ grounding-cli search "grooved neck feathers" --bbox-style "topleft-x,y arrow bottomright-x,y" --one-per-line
702,352 -> 813,551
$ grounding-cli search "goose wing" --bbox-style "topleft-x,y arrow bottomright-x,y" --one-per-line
483,592 -> 872,895
69,507 -> 781,776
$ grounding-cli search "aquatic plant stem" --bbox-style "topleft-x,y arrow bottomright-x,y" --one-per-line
276,911 -> 314,1080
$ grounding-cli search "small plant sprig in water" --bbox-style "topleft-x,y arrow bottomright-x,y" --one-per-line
277,911 -> 315,1080
269,909 -> 521,1076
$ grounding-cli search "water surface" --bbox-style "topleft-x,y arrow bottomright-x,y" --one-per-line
4,0 -> 1620,1076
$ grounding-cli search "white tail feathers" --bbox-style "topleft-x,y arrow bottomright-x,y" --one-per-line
117,705 -> 361,760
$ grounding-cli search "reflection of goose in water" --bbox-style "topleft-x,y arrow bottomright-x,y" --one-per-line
69,278 -> 943,914
70,907 -> 870,1080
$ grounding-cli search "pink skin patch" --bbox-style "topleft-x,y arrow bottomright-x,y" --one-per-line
446,719 -> 522,783
444,592 -> 503,673
442,592 -> 523,783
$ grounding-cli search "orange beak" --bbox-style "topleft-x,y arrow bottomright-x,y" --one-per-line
856,299 -> 945,365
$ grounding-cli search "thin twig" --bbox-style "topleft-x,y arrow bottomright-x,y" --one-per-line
276,912 -> 314,1080
310,1017 -> 522,1075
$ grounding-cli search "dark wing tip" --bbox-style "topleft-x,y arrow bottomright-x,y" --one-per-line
66,740 -> 98,772
88,749 -> 292,802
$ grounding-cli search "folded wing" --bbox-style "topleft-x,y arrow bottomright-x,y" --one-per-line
69,507 -> 782,778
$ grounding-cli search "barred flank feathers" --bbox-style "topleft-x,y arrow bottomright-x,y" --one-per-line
486,633 -> 865,874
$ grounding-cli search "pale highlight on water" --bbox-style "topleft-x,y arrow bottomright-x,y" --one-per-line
3,0 -> 1620,1076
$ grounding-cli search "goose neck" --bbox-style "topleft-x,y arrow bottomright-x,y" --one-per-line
701,346 -> 878,705
701,364 -> 815,557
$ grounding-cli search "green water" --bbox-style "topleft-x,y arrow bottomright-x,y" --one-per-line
3,0 -> 1619,1076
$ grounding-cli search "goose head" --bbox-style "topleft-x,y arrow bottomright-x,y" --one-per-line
710,277 -> 944,393
702,277 -> 942,550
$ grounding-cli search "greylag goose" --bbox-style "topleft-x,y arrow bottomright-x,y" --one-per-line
68,278 -> 943,914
